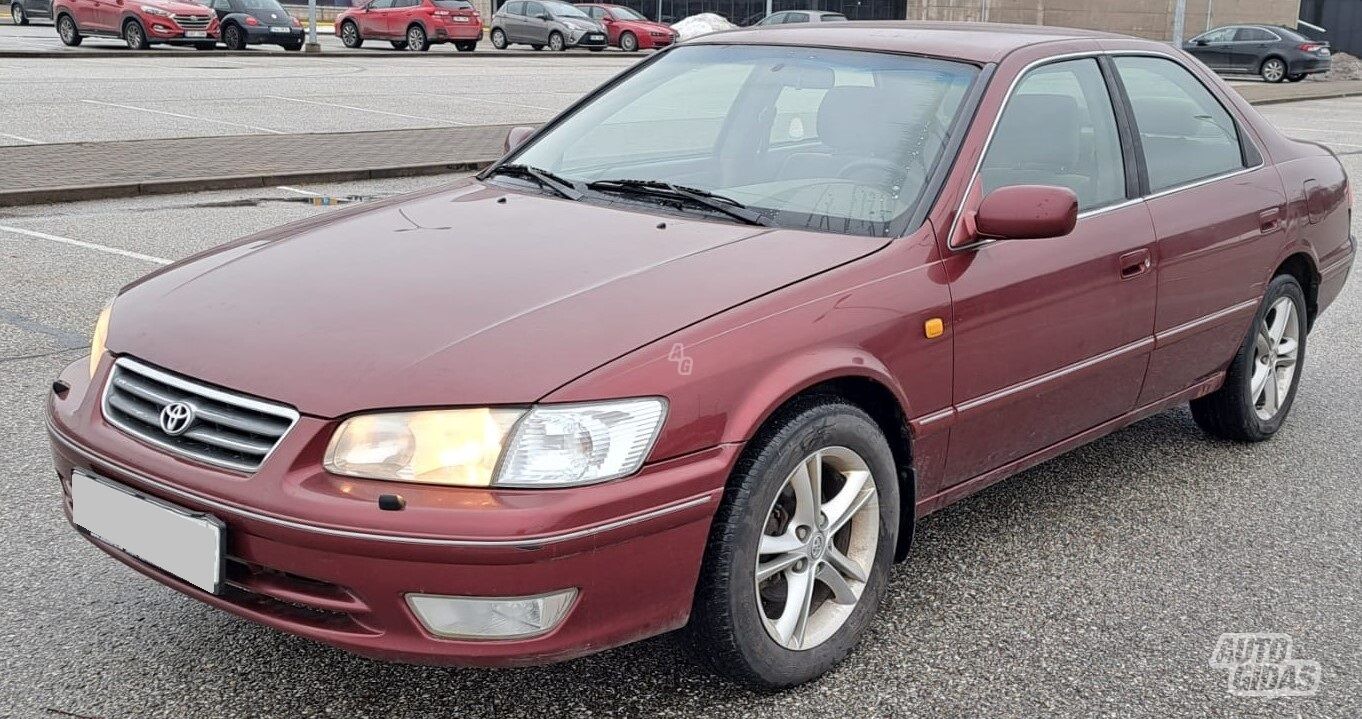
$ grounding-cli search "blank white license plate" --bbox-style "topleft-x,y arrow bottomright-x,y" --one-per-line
185,30 -> 207,37
270,26 -> 290,33
71,472 -> 224,594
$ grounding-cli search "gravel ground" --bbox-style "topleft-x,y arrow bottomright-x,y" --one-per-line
1,100 -> 1361,718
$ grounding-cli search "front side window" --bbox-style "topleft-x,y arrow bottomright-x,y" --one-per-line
980,58 -> 1126,211
1114,55 -> 1245,192
1197,27 -> 1236,43
507,44 -> 979,237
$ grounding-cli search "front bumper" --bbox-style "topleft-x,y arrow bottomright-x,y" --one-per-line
566,31 -> 608,48
637,33 -> 675,49
244,25 -> 304,43
48,356 -> 731,666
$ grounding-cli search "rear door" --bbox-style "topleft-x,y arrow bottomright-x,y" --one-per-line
360,0 -> 394,36
941,56 -> 1157,485
1227,27 -> 1278,72
1111,55 -> 1288,405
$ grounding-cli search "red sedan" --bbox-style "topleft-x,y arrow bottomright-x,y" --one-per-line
335,0 -> 481,51
578,3 -> 675,50
49,22 -> 1353,689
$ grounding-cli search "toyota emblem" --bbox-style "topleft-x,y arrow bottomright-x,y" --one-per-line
159,401 -> 196,436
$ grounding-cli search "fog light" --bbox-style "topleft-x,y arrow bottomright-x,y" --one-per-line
406,589 -> 576,640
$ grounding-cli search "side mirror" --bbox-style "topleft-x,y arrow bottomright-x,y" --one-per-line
1194,38 -> 1209,46
536,12 -> 550,19
970,185 -> 1078,241
503,125 -> 536,154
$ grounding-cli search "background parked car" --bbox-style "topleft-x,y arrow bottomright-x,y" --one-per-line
751,9 -> 845,25
336,0 -> 482,52
578,3 -> 675,51
204,0 -> 302,50
1183,24 -> 1331,82
490,0 -> 606,51
670,11 -> 733,39
53,0 -> 217,49
9,0 -> 52,25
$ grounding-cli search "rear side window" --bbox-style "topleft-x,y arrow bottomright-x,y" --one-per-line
435,0 -> 473,8
1234,27 -> 1276,42
822,13 -> 846,20
785,12 -> 809,22
1114,56 -> 1246,192
980,58 -> 1127,211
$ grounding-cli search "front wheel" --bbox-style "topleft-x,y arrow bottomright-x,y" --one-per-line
11,3 -> 27,25
339,20 -> 361,48
1260,56 -> 1287,83
490,27 -> 506,49
57,14 -> 82,45
223,23 -> 246,50
123,19 -> 148,49
454,40 -> 476,51
1191,274 -> 1307,442
405,24 -> 428,51
686,398 -> 899,688
547,30 -> 564,51
619,30 -> 637,52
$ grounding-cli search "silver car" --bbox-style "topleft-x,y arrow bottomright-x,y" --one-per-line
491,0 -> 608,51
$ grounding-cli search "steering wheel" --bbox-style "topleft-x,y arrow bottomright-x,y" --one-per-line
837,158 -> 910,190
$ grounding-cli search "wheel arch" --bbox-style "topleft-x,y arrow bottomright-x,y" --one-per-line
1273,252 -> 1321,329
1259,53 -> 1287,73
406,19 -> 427,34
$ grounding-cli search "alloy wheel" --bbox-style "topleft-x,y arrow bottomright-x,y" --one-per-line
755,446 -> 879,651
59,16 -> 76,41
549,31 -> 564,51
341,21 -> 358,46
621,31 -> 636,52
1262,58 -> 1286,82
124,22 -> 144,48
1250,296 -> 1300,421
11,4 -> 25,24
407,25 -> 424,50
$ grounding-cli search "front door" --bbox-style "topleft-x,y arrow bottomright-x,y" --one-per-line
941,57 -> 1158,485
1188,26 -> 1236,69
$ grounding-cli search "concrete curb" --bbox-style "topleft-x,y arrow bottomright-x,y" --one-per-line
0,159 -> 494,207
0,48 -> 629,58
1235,81 -> 1362,105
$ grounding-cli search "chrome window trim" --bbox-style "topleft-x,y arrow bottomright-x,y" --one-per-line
101,356 -> 300,474
1191,25 -> 1283,45
946,48 -> 1265,251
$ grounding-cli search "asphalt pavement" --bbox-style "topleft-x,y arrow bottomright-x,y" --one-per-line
0,100 -> 1360,718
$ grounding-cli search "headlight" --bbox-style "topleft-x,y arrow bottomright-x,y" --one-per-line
141,4 -> 170,15
89,300 -> 113,378
324,398 -> 666,488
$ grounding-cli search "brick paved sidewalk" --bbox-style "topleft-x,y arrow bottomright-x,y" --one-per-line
0,124 -> 517,206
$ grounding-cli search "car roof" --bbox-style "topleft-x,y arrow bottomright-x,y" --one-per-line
694,21 -> 1131,63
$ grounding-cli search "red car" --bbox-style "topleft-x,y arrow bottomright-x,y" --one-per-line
578,3 -> 675,51
336,0 -> 481,52
53,0 -> 218,49
49,23 -> 1353,688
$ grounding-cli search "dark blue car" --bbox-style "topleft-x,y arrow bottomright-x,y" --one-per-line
204,0 -> 304,50
1184,24 -> 1332,83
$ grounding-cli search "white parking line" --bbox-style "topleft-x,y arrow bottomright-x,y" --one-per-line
265,95 -> 470,125
0,225 -> 171,265
81,99 -> 285,135
0,132 -> 41,144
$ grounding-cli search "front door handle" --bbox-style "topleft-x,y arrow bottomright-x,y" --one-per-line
1119,248 -> 1152,279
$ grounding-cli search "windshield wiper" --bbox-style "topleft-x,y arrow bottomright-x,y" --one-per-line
587,179 -> 769,226
484,163 -> 584,201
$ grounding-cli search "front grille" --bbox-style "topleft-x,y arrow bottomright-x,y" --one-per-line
172,13 -> 212,29
102,357 -> 298,473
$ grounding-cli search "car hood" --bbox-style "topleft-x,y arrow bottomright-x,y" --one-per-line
560,16 -> 600,30
148,0 -> 214,13
620,20 -> 671,33
107,180 -> 885,418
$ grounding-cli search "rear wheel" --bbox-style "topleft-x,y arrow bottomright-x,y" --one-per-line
1191,274 -> 1307,442
490,27 -> 506,49
11,2 -> 27,25
57,13 -> 81,45
123,18 -> 148,49
223,23 -> 246,50
454,40 -> 476,51
405,23 -> 428,51
339,19 -> 361,47
620,30 -> 637,52
686,398 -> 899,688
1260,56 -> 1287,83
547,30 -> 564,51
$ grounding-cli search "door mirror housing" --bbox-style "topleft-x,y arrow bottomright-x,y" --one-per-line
536,12 -> 550,19
1194,38 -> 1209,46
970,185 -> 1078,241
503,125 -> 536,154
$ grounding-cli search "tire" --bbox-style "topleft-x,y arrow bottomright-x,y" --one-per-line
620,30 -> 637,52
454,40 -> 476,51
222,23 -> 246,50
339,19 -> 361,48
686,398 -> 900,689
1287,73 -> 1306,82
11,3 -> 28,25
57,13 -> 81,45
490,27 -> 506,49
390,39 -> 408,49
1260,56 -> 1287,83
405,23 -> 427,51
123,18 -> 148,49
547,30 -> 564,51
282,41 -> 301,51
1190,274 -> 1308,442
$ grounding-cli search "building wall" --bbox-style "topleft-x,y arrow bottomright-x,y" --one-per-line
904,0 -> 1301,40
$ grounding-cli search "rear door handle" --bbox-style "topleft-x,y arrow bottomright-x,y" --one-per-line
1119,249 -> 1152,279
1259,208 -> 1282,234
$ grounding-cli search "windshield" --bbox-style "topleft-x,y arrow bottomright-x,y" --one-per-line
545,1 -> 589,18
611,5 -> 646,19
507,44 -> 978,237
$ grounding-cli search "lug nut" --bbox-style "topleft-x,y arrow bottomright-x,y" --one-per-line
796,526 -> 810,541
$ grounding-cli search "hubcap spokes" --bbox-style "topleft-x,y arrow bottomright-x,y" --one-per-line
1250,297 -> 1300,420
756,446 -> 878,651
